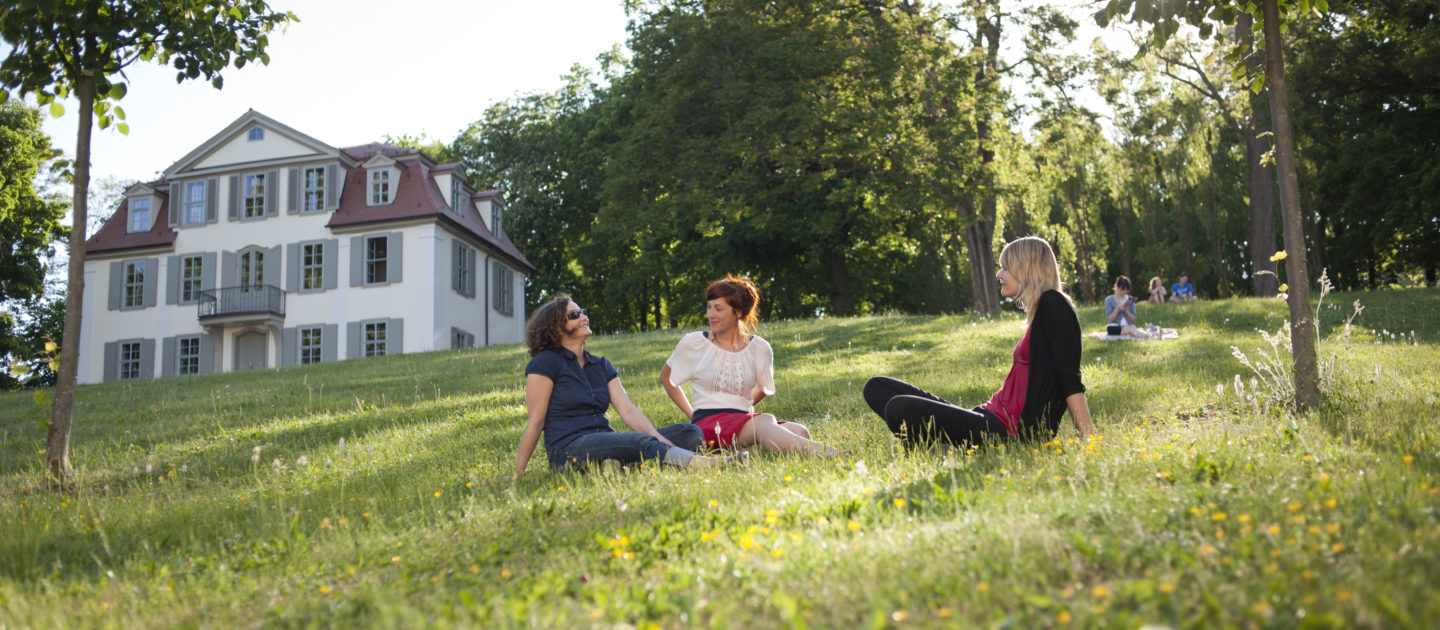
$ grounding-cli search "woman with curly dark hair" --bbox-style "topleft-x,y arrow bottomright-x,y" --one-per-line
513,296 -> 738,476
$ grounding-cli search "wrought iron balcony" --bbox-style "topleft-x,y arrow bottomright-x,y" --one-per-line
197,285 -> 286,319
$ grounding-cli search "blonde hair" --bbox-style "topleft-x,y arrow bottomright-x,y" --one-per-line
998,236 -> 1073,325
1149,276 -> 1163,291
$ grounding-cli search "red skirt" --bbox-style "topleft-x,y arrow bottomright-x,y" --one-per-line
694,412 -> 787,449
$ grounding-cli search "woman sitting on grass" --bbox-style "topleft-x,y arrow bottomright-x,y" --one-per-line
660,275 -> 842,457
863,236 -> 1094,447
1147,276 -> 1168,305
513,296 -> 736,477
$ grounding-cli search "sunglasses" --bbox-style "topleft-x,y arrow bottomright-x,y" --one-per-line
567,308 -> 589,320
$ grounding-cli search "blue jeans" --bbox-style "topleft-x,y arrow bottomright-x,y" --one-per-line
550,423 -> 704,469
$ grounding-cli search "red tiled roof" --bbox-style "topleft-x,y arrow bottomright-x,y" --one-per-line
84,191 -> 177,254
327,153 -> 534,272
340,143 -> 420,162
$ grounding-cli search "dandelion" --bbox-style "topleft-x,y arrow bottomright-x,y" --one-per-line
501,569 -> 512,579
1159,582 -> 1176,594
1060,587 -> 1076,599
320,586 -> 330,594
977,581 -> 989,592
433,491 -> 441,498
320,518 -> 330,529
1287,502 -> 1303,511
771,549 -> 784,558
708,499 -> 718,509
1403,454 -> 1414,463
1056,610 -> 1072,624
296,455 -> 310,466
893,498 -> 906,509
1092,585 -> 1110,598
891,610 -> 908,622
848,521 -> 861,531
1213,513 -> 1227,521
1324,498 -> 1336,508
391,556 -> 401,563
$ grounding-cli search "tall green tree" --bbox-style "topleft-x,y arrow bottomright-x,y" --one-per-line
0,0 -> 296,484
0,101 -> 65,389
1097,0 -> 1322,411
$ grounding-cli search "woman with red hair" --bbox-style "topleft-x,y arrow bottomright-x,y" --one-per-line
661,275 -> 841,456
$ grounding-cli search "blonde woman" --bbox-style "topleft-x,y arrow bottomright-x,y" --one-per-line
863,236 -> 1095,445
1147,276 -> 1167,304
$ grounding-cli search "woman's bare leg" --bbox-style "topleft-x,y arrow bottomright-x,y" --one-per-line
734,414 -> 837,456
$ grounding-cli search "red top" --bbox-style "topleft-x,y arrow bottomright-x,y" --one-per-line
981,327 -> 1031,436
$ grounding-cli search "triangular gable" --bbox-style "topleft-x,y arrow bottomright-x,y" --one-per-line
164,110 -> 352,178
361,153 -> 405,170
124,182 -> 158,196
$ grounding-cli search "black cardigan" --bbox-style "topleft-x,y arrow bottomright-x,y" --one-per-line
1018,289 -> 1087,438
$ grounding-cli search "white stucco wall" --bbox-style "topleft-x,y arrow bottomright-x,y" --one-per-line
195,126 -> 319,170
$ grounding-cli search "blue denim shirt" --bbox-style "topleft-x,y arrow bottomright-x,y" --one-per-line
525,348 -> 619,463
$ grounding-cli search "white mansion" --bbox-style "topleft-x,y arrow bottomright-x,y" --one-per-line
78,110 -> 533,383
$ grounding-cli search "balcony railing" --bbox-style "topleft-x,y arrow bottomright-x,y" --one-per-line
197,285 -> 286,319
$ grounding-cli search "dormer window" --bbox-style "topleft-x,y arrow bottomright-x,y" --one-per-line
127,198 -> 151,233
491,203 -> 503,238
370,170 -> 391,205
247,127 -> 264,141
451,178 -> 464,214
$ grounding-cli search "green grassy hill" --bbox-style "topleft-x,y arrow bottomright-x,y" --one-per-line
3,289 -> 1438,628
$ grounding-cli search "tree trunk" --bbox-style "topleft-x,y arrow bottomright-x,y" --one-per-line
822,243 -> 851,316
945,230 -> 967,311
1177,169 -> 1195,278
1116,199 -> 1132,279
1207,140 -> 1230,297
1262,0 -> 1321,412
47,74 -> 96,487
1239,12 -> 1279,297
957,0 -> 1002,316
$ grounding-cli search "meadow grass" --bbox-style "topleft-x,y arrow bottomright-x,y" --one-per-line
1,289 -> 1437,629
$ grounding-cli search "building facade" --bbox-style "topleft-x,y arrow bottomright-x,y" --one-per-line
79,110 -> 534,383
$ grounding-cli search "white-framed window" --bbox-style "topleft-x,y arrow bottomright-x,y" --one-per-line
451,178 -> 464,214
492,204 -> 503,238
303,166 -> 325,212
300,327 -> 323,365
243,173 -> 266,218
239,248 -> 264,290
128,198 -> 151,233
365,236 -> 388,284
180,255 -> 203,303
177,336 -> 200,375
184,181 -> 206,225
247,126 -> 264,141
301,242 -> 324,291
370,170 -> 390,205
123,261 -> 145,308
493,264 -> 513,316
119,341 -> 142,380
364,321 -> 387,357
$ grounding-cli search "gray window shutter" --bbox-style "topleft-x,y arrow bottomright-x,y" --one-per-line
347,322 -> 360,359
202,252 -> 217,291
162,337 -> 176,377
451,241 -> 461,292
389,232 -> 403,284
287,167 -> 300,214
389,318 -> 404,354
265,246 -> 280,288
322,324 -> 338,362
108,261 -> 122,310
325,164 -> 338,210
228,175 -> 240,220
466,248 -> 477,297
139,338 -> 155,379
221,251 -> 237,289
103,342 -> 117,382
323,239 -> 338,290
286,243 -> 300,292
142,258 -> 159,307
199,334 -> 215,374
165,256 -> 179,305
282,327 -> 297,367
265,170 -> 279,217
350,236 -> 364,286
168,184 -> 183,228
206,177 -> 219,223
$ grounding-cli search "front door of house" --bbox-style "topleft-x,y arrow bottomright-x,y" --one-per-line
235,331 -> 266,371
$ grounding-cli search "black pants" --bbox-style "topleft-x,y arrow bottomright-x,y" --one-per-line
862,376 -> 1010,447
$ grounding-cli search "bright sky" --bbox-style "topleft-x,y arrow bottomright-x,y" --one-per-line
40,0 -> 633,185
35,0 -> 1127,188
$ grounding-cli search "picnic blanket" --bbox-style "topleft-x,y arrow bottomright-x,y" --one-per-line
1088,328 -> 1179,341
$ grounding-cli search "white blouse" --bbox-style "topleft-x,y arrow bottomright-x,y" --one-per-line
664,331 -> 776,412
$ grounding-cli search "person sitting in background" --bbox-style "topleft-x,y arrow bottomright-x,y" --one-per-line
1169,273 -> 1197,303
1104,275 -> 1149,338
1147,276 -> 1168,305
